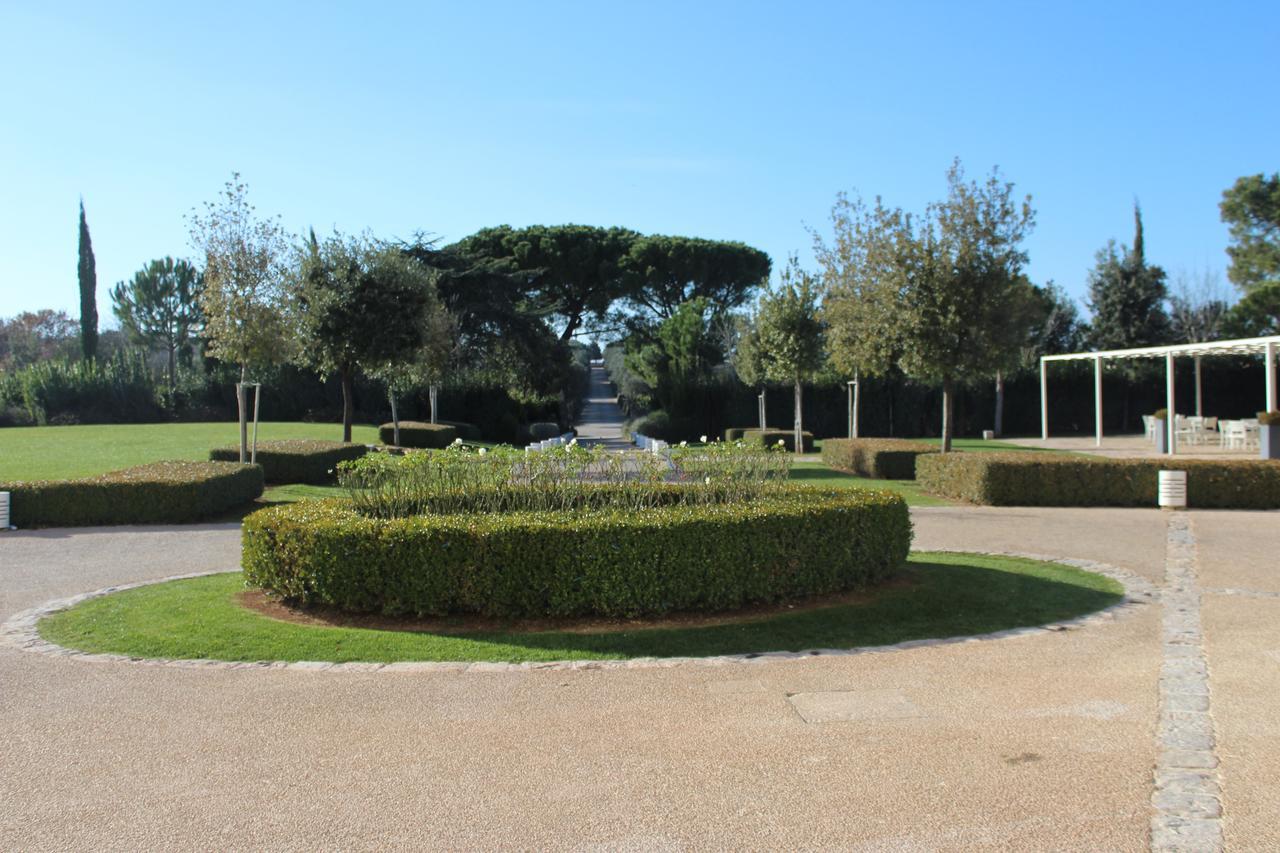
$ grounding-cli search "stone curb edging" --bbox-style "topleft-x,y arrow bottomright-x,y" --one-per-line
1150,513 -> 1224,852
0,551 -> 1155,674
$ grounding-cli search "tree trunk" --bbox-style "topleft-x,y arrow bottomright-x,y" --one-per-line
793,378 -> 803,454
941,377 -> 954,453
340,367 -> 354,443
167,345 -> 177,403
993,370 -> 1004,438
237,364 -> 249,464
852,370 -> 860,439
429,384 -> 439,424
251,383 -> 261,464
758,388 -> 767,430
390,393 -> 401,446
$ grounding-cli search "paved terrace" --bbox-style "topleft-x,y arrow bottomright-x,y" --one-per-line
2,507 -> 1277,850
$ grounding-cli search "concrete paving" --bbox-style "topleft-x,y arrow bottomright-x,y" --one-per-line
0,507 -> 1276,850
575,363 -> 631,450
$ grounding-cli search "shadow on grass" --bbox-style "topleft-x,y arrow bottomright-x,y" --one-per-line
40,555 -> 1124,663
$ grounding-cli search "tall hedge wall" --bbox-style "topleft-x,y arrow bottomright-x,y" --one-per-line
243,488 -> 912,619
822,438 -> 939,479
209,440 -> 367,484
916,453 -> 1280,508
2,461 -> 264,527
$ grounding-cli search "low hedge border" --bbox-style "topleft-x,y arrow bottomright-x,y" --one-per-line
917,453 -> 1280,508
741,429 -> 815,453
822,438 -> 939,479
2,461 -> 264,527
379,422 -> 458,448
209,440 -> 367,484
243,487 -> 911,619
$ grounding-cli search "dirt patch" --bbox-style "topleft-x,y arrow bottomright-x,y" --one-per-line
236,570 -> 919,636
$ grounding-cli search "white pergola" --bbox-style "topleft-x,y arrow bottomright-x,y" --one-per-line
1040,335 -> 1279,455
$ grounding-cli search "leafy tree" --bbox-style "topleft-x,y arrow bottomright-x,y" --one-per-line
371,301 -> 458,443
1168,269 -> 1230,344
1085,204 -> 1170,350
730,313 -> 769,429
754,257 -> 825,452
0,310 -> 79,369
1223,280 -> 1280,336
77,200 -> 99,360
895,162 -> 1037,452
623,235 -> 771,320
110,257 -> 203,396
293,232 -> 437,442
458,225 -> 639,341
1220,172 -> 1280,292
187,173 -> 295,461
625,298 -> 724,416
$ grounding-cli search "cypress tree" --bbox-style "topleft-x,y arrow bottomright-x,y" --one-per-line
78,199 -> 99,360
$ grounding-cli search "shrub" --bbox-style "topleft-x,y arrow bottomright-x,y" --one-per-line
626,410 -> 699,443
821,438 -> 939,479
1259,411 -> 1280,426
209,440 -> 367,484
741,429 -> 814,453
527,421 -> 562,441
916,453 -> 1280,508
1152,409 -> 1168,421
723,427 -> 751,442
242,487 -> 911,619
378,421 -> 457,448
438,420 -> 482,441
2,461 -> 263,527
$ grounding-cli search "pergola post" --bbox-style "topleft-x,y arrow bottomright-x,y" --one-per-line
1040,358 -> 1048,440
1194,355 -> 1203,417
1166,352 -> 1176,456
1094,355 -> 1103,448
1267,341 -> 1277,412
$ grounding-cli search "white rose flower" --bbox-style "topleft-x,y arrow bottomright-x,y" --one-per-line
453,438 -> 463,445
777,439 -> 785,447
700,435 -> 707,443
680,440 -> 688,447
478,448 -> 487,456
704,476 -> 711,485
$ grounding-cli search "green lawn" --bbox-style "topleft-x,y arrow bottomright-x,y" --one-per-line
913,437 -> 1062,453
39,552 -> 1122,664
0,422 -> 381,481
788,462 -> 951,506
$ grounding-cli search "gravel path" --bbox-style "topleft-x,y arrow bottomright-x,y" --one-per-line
574,363 -> 630,450
1,507 -> 1277,850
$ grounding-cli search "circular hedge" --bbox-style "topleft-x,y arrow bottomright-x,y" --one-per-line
242,488 -> 911,619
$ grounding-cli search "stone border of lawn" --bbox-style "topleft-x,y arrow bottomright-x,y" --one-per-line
0,552 -> 1156,673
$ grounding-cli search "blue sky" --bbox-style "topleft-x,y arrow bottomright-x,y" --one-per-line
2,1 -> 1276,326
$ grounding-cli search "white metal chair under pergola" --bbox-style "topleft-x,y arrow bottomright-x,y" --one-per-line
1039,335 -> 1279,455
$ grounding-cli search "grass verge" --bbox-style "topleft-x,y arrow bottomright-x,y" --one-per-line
788,462 -> 952,506
39,553 -> 1122,663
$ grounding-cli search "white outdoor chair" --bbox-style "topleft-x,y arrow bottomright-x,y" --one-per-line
1221,420 -> 1246,450
1142,414 -> 1155,440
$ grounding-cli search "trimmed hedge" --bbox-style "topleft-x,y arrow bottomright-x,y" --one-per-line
2,461 -> 264,528
528,421 -> 561,441
438,420 -> 482,441
741,429 -> 815,453
379,421 -> 458,448
209,440 -> 367,484
822,438 -> 939,479
917,453 -> 1280,508
242,487 -> 912,619
723,427 -> 752,442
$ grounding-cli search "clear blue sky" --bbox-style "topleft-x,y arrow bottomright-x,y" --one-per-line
2,1 -> 1276,327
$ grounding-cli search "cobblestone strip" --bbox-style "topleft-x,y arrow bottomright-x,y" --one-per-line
1151,512 -> 1223,852
0,551 -> 1154,674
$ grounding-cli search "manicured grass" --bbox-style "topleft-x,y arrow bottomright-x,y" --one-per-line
0,422 -> 381,481
914,437 -> 1063,453
39,553 -> 1122,664
788,462 -> 952,506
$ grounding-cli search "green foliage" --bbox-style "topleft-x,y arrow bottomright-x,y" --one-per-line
624,298 -> 724,415
623,234 -> 771,319
208,439 -> 366,484
1223,280 -> 1280,336
916,453 -> 1280,508
337,442 -> 791,517
527,421 -> 562,441
377,420 -> 457,448
754,258 -> 826,386
241,487 -> 911,619
77,200 -> 99,361
1258,411 -> 1280,426
1086,204 -> 1170,349
0,310 -> 79,370
2,461 -> 263,527
1220,172 -> 1280,293
1,351 -> 163,425
627,409 -> 697,442
821,438 -> 939,479
741,429 -> 814,453
723,427 -> 750,441
110,257 -> 203,393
